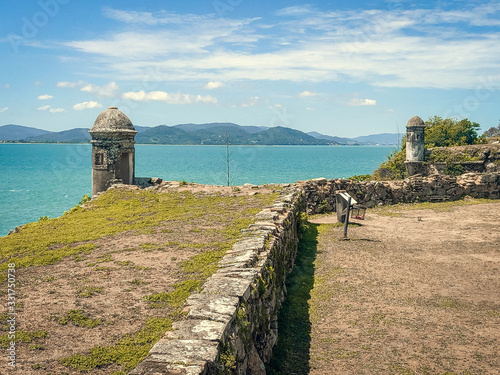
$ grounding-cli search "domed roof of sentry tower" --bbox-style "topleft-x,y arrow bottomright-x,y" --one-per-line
89,106 -> 136,133
406,116 -> 425,128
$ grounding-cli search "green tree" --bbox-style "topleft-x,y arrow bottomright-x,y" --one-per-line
425,116 -> 485,147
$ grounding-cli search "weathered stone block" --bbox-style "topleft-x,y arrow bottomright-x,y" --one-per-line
168,320 -> 228,341
149,339 -> 219,365
186,294 -> 239,323
201,276 -> 253,300
129,359 -> 206,375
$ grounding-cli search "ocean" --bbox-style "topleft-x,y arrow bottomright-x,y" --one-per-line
0,143 -> 395,236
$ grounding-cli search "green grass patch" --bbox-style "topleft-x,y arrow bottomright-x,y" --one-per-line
77,286 -> 103,298
60,317 -> 172,372
267,222 -> 319,374
0,330 -> 48,348
180,248 -> 227,277
53,309 -> 101,328
0,243 -> 97,282
144,279 -> 203,309
0,190 -> 278,281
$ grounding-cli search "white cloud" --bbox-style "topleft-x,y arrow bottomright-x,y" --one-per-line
73,101 -> 103,110
276,6 -> 314,16
240,96 -> 260,107
122,90 -> 217,105
0,107 -> 8,113
56,3 -> 500,90
38,94 -> 53,100
204,81 -> 224,90
298,91 -> 318,98
348,98 -> 377,106
80,82 -> 119,97
57,80 -> 85,88
4,84 -> 10,89
34,81 -> 42,87
37,105 -> 65,112
306,107 -> 315,111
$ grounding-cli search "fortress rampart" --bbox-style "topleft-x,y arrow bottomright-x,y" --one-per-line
129,171 -> 499,374
131,188 -> 305,374
301,173 -> 500,214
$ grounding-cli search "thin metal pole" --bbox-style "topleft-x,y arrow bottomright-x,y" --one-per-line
344,197 -> 351,239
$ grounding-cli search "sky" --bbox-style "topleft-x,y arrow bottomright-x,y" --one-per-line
0,0 -> 499,138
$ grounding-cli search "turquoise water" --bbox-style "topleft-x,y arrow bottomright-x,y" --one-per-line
0,143 -> 395,236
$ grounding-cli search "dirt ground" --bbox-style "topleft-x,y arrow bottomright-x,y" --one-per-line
308,201 -> 500,375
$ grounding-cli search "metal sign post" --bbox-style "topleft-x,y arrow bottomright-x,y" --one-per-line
336,191 -> 366,240
343,196 -> 351,239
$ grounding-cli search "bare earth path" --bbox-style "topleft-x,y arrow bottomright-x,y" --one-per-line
308,201 -> 500,375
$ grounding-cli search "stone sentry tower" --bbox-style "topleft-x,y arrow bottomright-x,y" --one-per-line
89,106 -> 137,196
404,115 -> 426,176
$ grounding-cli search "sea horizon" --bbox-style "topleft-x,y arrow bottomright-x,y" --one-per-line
0,143 -> 396,236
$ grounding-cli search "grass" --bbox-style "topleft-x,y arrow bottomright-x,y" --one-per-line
77,286 -> 103,298
0,330 -> 48,348
0,188 -> 279,374
60,317 -> 172,373
0,189 -> 278,281
267,222 -> 319,374
53,309 -> 102,328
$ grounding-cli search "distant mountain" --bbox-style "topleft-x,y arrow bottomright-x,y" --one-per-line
136,124 -> 329,145
0,123 -> 401,146
135,125 -> 197,144
173,122 -> 269,134
307,131 -> 359,145
0,125 -> 51,141
353,133 -> 403,145
134,125 -> 152,133
26,128 -> 91,143
254,127 -> 329,145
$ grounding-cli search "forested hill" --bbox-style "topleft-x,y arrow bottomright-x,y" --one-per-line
0,122 -> 401,145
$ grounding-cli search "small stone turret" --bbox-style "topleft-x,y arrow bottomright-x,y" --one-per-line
89,106 -> 137,196
405,116 -> 426,176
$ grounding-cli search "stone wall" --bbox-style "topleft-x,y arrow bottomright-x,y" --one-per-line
300,172 -> 500,214
130,189 -> 304,375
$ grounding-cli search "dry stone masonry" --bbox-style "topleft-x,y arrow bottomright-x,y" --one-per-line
300,173 -> 500,214
130,189 -> 304,375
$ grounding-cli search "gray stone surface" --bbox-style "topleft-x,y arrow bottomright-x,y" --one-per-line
201,275 -> 253,300
218,249 -> 258,268
149,339 -> 219,365
407,115 -> 425,127
90,106 -> 136,133
129,360 -> 206,375
168,320 -> 228,341
186,294 -> 239,323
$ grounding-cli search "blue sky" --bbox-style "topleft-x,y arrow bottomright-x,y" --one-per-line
1,0 -> 499,137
